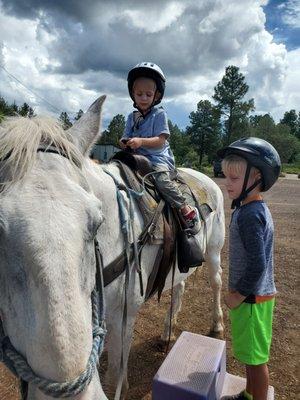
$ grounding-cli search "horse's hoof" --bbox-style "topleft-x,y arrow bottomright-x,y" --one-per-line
154,338 -> 168,352
207,329 -> 224,340
153,336 -> 175,352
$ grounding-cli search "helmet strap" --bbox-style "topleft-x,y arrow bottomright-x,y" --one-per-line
231,164 -> 262,209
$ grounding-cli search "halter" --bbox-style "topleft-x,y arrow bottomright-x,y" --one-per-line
0,146 -> 106,399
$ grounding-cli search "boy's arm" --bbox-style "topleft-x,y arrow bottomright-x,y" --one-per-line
235,210 -> 267,296
127,134 -> 167,149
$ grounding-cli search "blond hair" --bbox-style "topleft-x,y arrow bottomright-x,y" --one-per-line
222,154 -> 260,179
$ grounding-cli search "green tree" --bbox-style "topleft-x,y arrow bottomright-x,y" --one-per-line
59,111 -> 72,130
186,100 -> 221,167
74,109 -> 84,121
213,65 -> 254,145
250,114 -> 274,127
168,121 -> 191,166
19,102 -> 34,117
0,96 -> 9,115
10,101 -> 18,114
100,114 -> 125,146
250,117 -> 300,163
273,124 -> 300,163
280,109 -> 300,139
249,114 -> 275,140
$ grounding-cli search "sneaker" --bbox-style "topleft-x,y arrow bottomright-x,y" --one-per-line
221,391 -> 248,400
181,207 -> 201,234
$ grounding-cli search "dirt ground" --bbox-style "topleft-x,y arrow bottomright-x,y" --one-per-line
0,177 -> 299,399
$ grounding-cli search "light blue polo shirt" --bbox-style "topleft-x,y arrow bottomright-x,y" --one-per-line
122,106 -> 175,170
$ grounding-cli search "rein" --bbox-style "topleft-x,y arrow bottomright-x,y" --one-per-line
0,147 -> 107,399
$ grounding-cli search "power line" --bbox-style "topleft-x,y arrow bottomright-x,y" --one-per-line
0,64 -> 75,115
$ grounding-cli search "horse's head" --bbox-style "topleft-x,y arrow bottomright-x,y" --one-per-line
0,96 -> 108,399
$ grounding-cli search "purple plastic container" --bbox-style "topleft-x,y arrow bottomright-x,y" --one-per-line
153,331 -> 226,400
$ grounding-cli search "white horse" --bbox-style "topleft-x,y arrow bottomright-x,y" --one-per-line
0,96 -> 225,400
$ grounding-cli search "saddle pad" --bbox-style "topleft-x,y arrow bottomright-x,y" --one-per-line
176,170 -> 215,213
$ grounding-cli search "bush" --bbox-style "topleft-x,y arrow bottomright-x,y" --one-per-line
282,163 -> 300,174
199,165 -> 214,177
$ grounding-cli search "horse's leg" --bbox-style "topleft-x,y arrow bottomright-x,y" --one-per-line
104,296 -> 140,400
205,250 -> 224,338
104,315 -> 135,399
161,280 -> 185,342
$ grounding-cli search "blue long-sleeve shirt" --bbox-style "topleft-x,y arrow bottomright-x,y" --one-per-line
229,200 -> 276,296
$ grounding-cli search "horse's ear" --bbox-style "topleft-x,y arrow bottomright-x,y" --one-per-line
68,95 -> 106,156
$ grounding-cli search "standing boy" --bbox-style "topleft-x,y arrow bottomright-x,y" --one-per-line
218,137 -> 281,400
120,62 -> 200,232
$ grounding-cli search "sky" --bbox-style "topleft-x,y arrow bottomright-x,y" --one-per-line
0,0 -> 299,129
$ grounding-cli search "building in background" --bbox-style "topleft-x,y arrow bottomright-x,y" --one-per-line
90,143 -> 120,163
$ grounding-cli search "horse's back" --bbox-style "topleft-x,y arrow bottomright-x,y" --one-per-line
178,167 -> 223,212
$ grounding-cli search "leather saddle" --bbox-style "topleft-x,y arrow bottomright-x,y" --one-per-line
110,151 -> 212,300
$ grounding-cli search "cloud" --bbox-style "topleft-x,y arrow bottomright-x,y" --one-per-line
0,41 -> 4,65
0,0 -> 296,128
271,47 -> 300,119
280,0 -> 300,29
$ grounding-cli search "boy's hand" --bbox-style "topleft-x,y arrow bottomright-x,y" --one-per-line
119,138 -> 128,149
224,291 -> 246,309
127,138 -> 143,149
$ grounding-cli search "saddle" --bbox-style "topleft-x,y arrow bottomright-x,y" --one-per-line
109,151 -> 213,300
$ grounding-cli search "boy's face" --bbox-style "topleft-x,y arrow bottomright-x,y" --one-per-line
223,169 -> 246,200
223,163 -> 260,200
132,78 -> 159,112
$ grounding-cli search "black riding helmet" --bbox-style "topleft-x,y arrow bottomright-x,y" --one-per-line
217,137 -> 281,207
127,62 -> 166,107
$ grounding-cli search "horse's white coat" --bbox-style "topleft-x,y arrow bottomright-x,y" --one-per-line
0,97 -> 225,400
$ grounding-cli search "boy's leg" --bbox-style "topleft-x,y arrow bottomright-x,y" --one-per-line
152,165 -> 200,231
152,165 -> 186,208
245,365 -> 253,397
247,364 -> 269,400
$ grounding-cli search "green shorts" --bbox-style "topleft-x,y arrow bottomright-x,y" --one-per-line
229,299 -> 275,365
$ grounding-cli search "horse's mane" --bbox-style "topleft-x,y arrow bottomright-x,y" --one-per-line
0,116 -> 83,192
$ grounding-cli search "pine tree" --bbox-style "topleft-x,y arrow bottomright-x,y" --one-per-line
59,112 -> 72,130
186,100 -> 221,167
100,114 -> 125,146
213,65 -> 254,145
19,102 -> 35,117
74,109 -> 84,121
280,109 -> 300,139
168,121 -> 191,166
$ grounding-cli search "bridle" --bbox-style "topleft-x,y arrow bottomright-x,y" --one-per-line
0,146 -> 107,399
